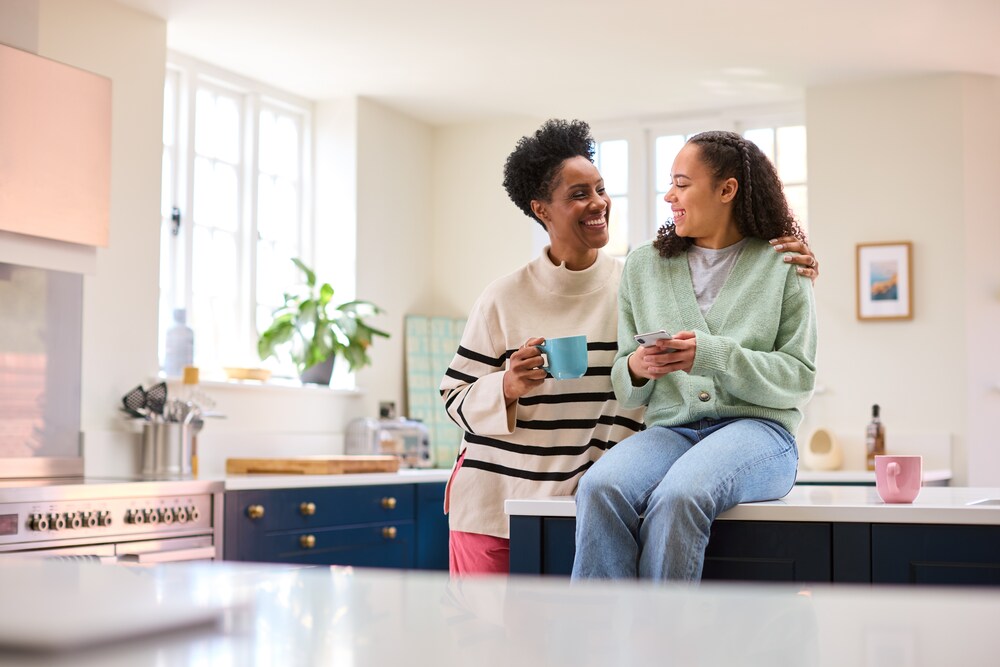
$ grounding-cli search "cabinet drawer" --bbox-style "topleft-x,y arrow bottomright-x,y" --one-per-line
872,523 -> 1000,586
231,485 -> 416,532
260,523 -> 416,568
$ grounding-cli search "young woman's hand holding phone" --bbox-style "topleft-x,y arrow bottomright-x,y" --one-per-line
627,330 -> 697,384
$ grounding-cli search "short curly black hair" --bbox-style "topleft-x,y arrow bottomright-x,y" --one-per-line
502,119 -> 595,229
654,130 -> 806,258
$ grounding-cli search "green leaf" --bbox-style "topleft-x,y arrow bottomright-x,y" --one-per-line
291,258 -> 316,288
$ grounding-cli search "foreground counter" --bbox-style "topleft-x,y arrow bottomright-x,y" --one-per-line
0,559 -> 998,666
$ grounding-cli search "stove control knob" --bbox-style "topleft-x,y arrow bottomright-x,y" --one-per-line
143,509 -> 159,525
188,506 -> 200,522
29,514 -> 49,531
49,513 -> 66,531
83,512 -> 99,529
159,508 -> 175,524
174,507 -> 189,523
127,509 -> 144,525
66,512 -> 83,530
99,511 -> 113,527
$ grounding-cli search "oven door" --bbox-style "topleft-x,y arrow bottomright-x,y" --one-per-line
0,543 -> 117,563
115,535 -> 216,565
0,535 -> 215,565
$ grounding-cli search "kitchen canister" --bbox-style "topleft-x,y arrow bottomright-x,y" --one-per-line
800,427 -> 843,471
140,421 -> 193,477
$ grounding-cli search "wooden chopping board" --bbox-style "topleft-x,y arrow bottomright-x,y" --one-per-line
226,455 -> 401,475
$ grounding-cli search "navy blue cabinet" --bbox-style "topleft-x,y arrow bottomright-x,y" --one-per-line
872,524 -> 1000,585
415,482 -> 449,570
511,516 -> 1000,586
704,521 -> 832,582
510,516 -> 833,582
225,482 -> 448,571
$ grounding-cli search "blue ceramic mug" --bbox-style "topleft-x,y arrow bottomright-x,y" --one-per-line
536,335 -> 588,380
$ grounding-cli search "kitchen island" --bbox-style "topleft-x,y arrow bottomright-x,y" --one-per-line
1,558 -> 998,666
506,486 -> 1000,584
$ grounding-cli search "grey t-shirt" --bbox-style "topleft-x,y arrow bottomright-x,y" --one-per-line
687,239 -> 748,315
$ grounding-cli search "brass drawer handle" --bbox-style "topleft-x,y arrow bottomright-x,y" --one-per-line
382,526 -> 397,540
247,504 -> 265,520
299,502 -> 316,516
381,497 -> 397,510
300,534 -> 316,549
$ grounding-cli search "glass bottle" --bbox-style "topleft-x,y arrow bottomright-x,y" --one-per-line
164,308 -> 194,377
865,404 -> 886,471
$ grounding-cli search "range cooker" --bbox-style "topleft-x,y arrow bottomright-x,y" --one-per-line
0,477 -> 223,564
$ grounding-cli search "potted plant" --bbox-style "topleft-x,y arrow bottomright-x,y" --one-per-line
257,258 -> 389,384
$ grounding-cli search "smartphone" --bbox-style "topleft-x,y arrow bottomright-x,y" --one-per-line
633,329 -> 673,347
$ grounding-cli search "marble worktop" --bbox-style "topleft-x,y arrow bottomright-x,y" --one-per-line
0,558 -> 997,666
506,486 -> 1000,525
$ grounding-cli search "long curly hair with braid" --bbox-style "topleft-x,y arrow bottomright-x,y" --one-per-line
503,119 -> 595,229
653,130 -> 806,258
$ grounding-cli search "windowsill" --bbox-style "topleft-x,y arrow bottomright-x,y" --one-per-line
159,375 -> 364,396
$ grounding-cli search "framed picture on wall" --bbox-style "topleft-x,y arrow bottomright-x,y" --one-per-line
856,241 -> 913,320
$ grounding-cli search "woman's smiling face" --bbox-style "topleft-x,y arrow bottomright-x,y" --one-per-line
530,156 -> 610,270
665,142 -> 741,248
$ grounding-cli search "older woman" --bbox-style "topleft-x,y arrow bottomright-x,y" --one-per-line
572,130 -> 818,582
441,121 -> 818,576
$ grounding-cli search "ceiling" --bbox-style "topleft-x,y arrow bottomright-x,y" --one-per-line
114,0 -> 1000,126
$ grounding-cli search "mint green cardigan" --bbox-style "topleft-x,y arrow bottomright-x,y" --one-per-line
612,238 -> 817,436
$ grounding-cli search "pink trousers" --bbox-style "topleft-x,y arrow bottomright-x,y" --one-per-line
446,450 -> 509,576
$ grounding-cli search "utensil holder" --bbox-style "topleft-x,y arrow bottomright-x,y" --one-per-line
141,422 -> 192,477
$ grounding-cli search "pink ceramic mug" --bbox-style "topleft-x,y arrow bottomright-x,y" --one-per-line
875,455 -> 923,503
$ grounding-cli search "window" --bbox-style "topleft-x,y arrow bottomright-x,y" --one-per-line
592,110 -> 808,252
159,56 -> 312,378
594,139 -> 630,257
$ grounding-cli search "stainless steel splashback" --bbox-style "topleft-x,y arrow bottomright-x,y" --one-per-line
0,262 -> 83,478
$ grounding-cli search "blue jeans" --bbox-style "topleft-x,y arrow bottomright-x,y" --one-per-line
571,418 -> 798,582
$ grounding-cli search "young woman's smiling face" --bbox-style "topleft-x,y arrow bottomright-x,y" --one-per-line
666,142 -> 742,249
531,156 -> 610,271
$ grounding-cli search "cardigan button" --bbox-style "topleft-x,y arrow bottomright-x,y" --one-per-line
698,391 -> 711,402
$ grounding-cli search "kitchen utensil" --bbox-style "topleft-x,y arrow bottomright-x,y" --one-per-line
344,417 -> 434,468
145,381 -> 167,418
535,334 -> 588,380
121,385 -> 147,419
875,455 -> 923,503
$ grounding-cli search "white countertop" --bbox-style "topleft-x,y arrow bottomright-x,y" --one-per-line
795,468 -> 952,484
220,467 -> 451,490
506,486 -> 1000,525
0,559 -> 996,666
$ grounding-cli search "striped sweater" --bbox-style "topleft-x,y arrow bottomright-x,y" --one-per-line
440,249 -> 645,539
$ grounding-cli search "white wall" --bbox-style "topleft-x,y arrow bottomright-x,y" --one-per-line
429,119 -> 545,317
354,98 -> 435,419
805,74 -> 1000,484
959,76 -> 1000,485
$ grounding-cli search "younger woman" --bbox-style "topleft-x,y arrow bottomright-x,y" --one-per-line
571,130 -> 817,582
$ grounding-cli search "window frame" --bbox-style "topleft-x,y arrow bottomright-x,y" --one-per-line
591,104 -> 806,249
160,53 -> 313,378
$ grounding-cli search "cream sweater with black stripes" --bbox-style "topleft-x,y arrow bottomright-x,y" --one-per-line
440,248 -> 645,539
